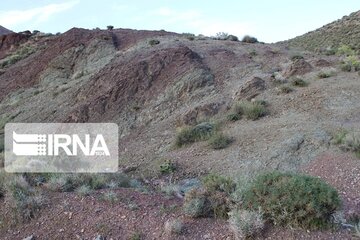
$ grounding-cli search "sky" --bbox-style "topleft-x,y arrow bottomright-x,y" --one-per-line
1,0 -> 360,43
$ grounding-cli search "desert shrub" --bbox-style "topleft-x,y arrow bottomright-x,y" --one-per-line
333,130 -> 348,145
317,71 -> 332,78
290,55 -> 304,61
159,160 -> 176,174
279,85 -> 293,93
208,133 -> 233,149
164,218 -> 184,235
215,32 -> 229,40
238,101 -> 266,120
0,45 -> 35,68
107,25 -> 114,30
242,171 -> 341,229
341,63 -> 352,72
227,113 -> 241,122
183,189 -> 210,218
5,175 -> 45,222
202,174 -> 236,195
337,45 -> 355,56
241,35 -> 258,43
182,33 -> 195,40
291,77 -> 308,87
343,132 -> 360,153
75,185 -> 92,196
228,209 -> 264,240
175,122 -> 215,147
227,35 -> 238,41
249,49 -> 257,56
324,48 -> 336,56
149,39 -> 160,46
101,191 -> 118,203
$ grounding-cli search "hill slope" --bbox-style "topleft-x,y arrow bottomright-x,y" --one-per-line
286,10 -> 360,51
0,26 -> 13,36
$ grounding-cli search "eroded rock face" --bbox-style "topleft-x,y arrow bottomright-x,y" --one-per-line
234,77 -> 265,100
181,102 -> 225,125
312,59 -> 331,67
284,59 -> 313,77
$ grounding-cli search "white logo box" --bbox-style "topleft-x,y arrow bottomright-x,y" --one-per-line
5,123 -> 118,173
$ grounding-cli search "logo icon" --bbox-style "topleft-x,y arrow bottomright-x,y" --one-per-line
5,123 -> 118,173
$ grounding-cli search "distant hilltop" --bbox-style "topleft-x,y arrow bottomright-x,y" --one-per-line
0,26 -> 13,36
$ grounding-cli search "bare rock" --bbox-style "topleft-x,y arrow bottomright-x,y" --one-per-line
234,77 -> 265,100
284,59 -> 313,77
181,102 -> 225,125
312,59 -> 331,67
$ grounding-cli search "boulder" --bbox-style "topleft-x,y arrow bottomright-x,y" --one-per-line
284,59 -> 313,77
234,77 -> 265,100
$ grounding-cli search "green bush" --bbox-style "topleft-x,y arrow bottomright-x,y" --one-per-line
159,160 -> 176,174
242,171 -> 341,229
107,25 -> 114,30
239,101 -> 266,120
341,63 -> 352,72
242,35 -> 258,43
202,173 -> 236,195
337,45 -> 355,56
317,71 -> 332,78
227,113 -> 241,122
291,77 -> 308,87
341,56 -> 360,72
208,133 -> 233,150
290,55 -> 304,61
175,122 -> 215,147
227,35 -> 238,41
149,39 -> 160,46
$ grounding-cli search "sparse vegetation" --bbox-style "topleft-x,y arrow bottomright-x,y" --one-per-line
107,25 -> 114,30
239,101 -> 266,120
242,171 -> 341,229
148,39 -> 160,46
290,55 -> 304,61
101,191 -> 118,204
208,133 -> 233,150
241,35 -> 258,43
336,44 -> 355,56
279,85 -> 293,93
175,122 -> 215,147
0,45 -> 35,68
159,160 -> 176,174
333,129 -> 348,145
75,185 -> 92,196
182,33 -> 195,41
341,55 -> 360,72
164,218 -> 184,235
317,71 -> 332,78
227,35 -> 238,41
333,130 -> 360,158
228,209 -> 264,240
291,77 -> 308,87
226,113 -> 241,122
215,32 -> 229,40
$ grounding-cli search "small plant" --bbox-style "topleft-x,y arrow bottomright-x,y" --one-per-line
159,160 -> 176,174
341,56 -> 360,72
208,133 -> 233,150
215,32 -> 229,40
202,173 -> 236,195
333,130 -> 348,145
227,35 -> 238,41
175,122 -> 215,147
336,44 -> 355,56
183,193 -> 208,218
279,85 -> 293,93
317,71 -> 332,78
249,49 -> 257,57
291,77 -> 308,87
239,101 -> 266,120
107,25 -> 114,30
228,209 -> 264,240
164,218 -> 184,235
242,171 -> 341,229
129,231 -> 142,240
148,39 -> 160,46
182,33 -> 195,40
290,55 -> 304,61
227,113 -> 241,122
101,191 -> 118,204
241,35 -> 258,43
75,185 -> 92,196
343,132 -> 360,154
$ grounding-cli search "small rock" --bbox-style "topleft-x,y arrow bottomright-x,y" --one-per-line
22,236 -> 35,240
94,235 -> 105,240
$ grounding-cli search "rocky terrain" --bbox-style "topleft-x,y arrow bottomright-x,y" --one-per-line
0,10 -> 360,240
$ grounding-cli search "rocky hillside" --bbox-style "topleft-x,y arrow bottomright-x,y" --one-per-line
0,23 -> 360,239
286,10 -> 360,52
0,26 -> 12,36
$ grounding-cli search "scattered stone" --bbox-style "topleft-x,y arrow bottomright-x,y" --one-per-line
94,235 -> 105,240
22,236 -> 35,240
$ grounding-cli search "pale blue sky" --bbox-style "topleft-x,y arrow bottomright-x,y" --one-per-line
1,0 -> 360,43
